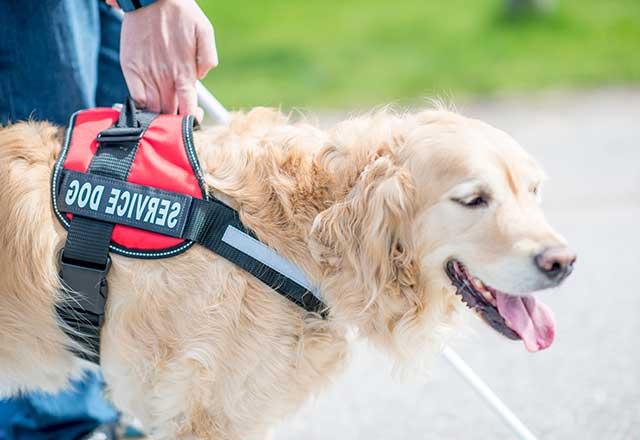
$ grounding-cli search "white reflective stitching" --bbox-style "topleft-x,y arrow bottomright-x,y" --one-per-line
111,241 -> 193,257
221,225 -> 322,300
52,111 -> 194,259
184,115 -> 203,178
113,115 -> 197,258
52,111 -> 79,229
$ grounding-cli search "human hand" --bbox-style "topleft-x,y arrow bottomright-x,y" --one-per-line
117,0 -> 218,121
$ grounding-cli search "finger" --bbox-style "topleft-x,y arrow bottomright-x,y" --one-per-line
123,70 -> 147,109
158,77 -> 178,115
177,81 -> 199,119
143,79 -> 162,113
195,22 -> 218,79
194,106 -> 205,123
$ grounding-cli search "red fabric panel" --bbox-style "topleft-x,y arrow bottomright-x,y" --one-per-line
62,109 -> 203,252
113,114 -> 203,250
63,109 -> 119,173
127,115 -> 203,197
62,109 -> 119,224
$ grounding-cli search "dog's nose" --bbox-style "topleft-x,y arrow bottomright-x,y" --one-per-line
534,246 -> 576,283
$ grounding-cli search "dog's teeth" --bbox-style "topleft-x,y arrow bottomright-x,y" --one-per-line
469,277 -> 496,304
480,289 -> 494,303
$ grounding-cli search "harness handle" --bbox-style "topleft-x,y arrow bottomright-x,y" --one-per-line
117,96 -> 140,128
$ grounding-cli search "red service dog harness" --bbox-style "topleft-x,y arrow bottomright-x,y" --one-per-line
52,99 -> 325,363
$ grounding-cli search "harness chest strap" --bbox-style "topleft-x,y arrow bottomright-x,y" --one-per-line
58,169 -> 325,311
57,99 -> 155,363
54,100 -> 326,364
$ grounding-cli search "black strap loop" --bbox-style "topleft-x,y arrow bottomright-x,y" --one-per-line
117,96 -> 139,128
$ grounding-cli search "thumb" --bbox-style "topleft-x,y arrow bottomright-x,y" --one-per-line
196,22 -> 218,79
123,69 -> 148,109
194,107 -> 205,123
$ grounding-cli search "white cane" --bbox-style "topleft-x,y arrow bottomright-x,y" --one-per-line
195,82 -> 538,440
441,347 -> 537,440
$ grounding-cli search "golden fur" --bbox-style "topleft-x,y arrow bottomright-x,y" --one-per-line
0,108 -> 568,439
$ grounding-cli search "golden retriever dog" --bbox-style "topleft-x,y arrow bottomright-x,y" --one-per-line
0,107 -> 575,439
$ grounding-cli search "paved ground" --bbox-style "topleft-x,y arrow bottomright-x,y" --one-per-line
274,88 -> 640,440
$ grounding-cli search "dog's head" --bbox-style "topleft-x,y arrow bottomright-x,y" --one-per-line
312,109 -> 575,356
404,110 -> 575,352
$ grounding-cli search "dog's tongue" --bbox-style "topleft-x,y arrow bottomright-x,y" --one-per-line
495,293 -> 555,352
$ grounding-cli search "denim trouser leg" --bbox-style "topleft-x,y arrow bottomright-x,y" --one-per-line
0,0 -> 128,125
0,371 -> 118,440
96,2 -> 129,107
0,1 -> 128,438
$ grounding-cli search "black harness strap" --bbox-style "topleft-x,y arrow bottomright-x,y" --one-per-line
57,99 -> 156,363
57,171 -> 327,318
183,198 -> 326,314
55,100 -> 327,364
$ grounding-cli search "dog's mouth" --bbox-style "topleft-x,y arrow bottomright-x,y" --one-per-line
446,260 -> 555,352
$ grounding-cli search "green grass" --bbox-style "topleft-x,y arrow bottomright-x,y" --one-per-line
200,0 -> 640,110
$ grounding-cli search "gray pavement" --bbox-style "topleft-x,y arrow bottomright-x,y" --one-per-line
275,88 -> 640,440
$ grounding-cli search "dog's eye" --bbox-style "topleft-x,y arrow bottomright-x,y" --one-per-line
453,195 -> 489,208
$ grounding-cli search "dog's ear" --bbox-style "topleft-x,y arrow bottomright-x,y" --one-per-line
311,155 -> 419,309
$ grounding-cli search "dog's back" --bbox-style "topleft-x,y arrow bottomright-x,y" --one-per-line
0,122 -> 84,394
0,121 -> 60,271
0,118 -> 350,438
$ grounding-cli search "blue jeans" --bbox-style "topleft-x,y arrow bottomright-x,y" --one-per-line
0,1 -> 128,438
0,371 -> 118,440
0,0 -> 129,125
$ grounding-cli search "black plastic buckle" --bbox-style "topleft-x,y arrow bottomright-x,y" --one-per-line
58,251 -> 111,324
96,127 -> 144,144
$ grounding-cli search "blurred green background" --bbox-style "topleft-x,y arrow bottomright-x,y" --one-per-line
200,0 -> 640,110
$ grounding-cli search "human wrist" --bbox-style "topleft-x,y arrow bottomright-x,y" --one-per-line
116,0 -> 158,13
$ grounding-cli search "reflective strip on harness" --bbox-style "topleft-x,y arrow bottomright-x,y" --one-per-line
221,225 -> 320,299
